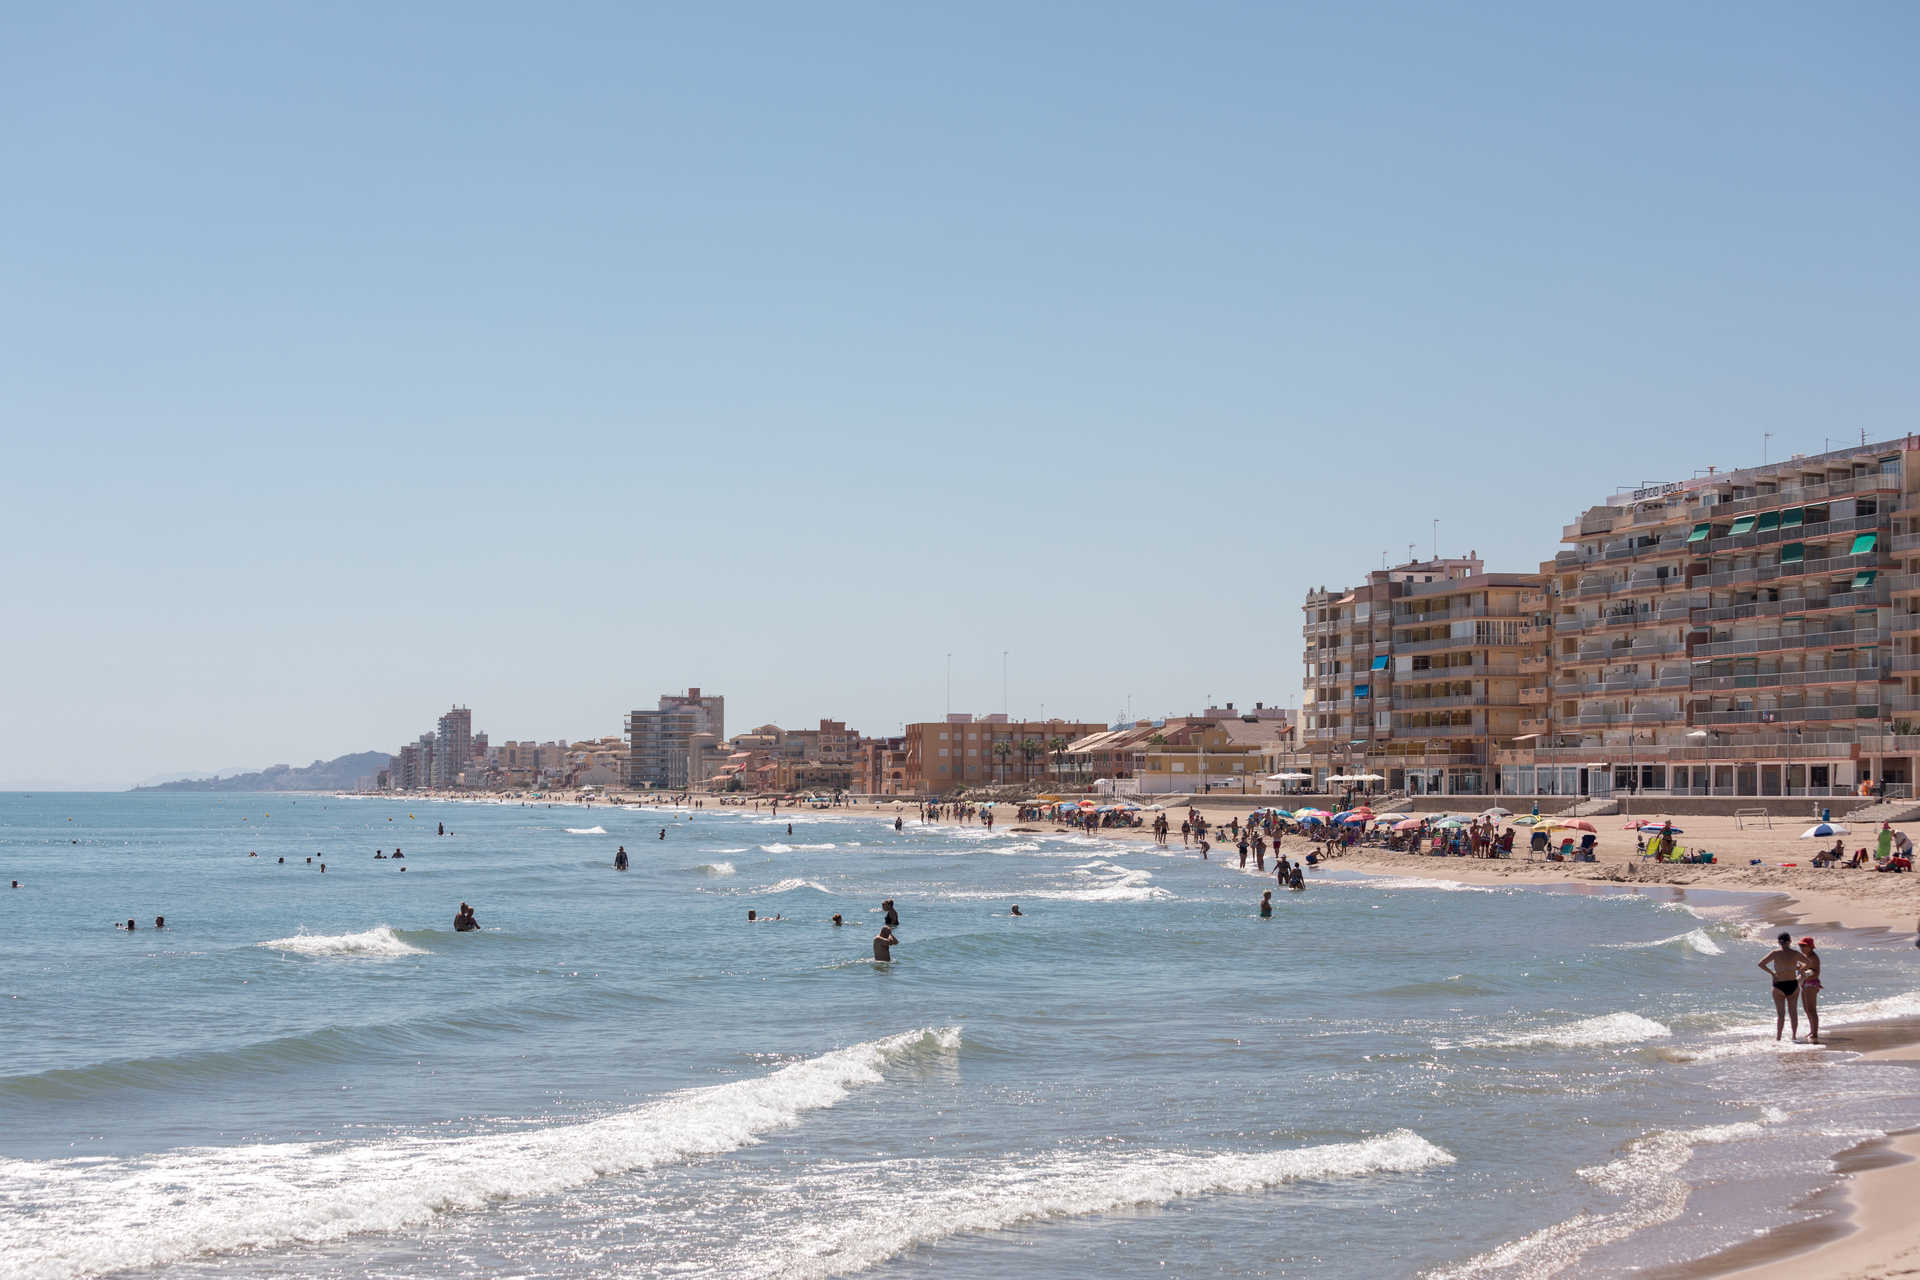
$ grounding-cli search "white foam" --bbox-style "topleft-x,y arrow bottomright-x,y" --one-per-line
1601,928 -> 1725,956
565,826 -> 608,835
1428,1113 -> 1774,1279
1335,875 -> 1500,894
758,878 -> 832,895
761,843 -> 794,854
1483,1012 -> 1672,1049
0,1026 -> 962,1280
730,1130 -> 1452,1280
694,862 -> 736,877
255,926 -> 427,959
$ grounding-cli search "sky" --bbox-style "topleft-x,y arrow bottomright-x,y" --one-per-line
3,2 -> 1916,788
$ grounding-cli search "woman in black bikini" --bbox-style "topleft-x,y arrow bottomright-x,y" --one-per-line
1758,932 -> 1803,1041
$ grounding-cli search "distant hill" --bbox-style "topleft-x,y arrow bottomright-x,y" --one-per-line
131,751 -> 389,793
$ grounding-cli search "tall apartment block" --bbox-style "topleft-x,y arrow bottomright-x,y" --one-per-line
1499,437 -> 1919,800
626,687 -> 725,789
1301,555 -> 1548,795
434,706 -> 472,787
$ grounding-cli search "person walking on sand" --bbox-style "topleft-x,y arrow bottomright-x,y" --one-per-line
1797,937 -> 1822,1043
1758,932 -> 1804,1041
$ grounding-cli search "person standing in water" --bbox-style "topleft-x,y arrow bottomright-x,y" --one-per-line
614,846 -> 629,870
1798,937 -> 1822,1043
1758,932 -> 1803,1041
882,899 -> 899,927
873,925 -> 899,961
1259,891 -> 1273,918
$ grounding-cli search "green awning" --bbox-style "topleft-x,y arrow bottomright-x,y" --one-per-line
1756,512 -> 1780,531
1730,516 -> 1757,534
1780,543 -> 1805,563
1853,570 -> 1878,589
1850,532 -> 1878,555
1687,522 -> 1710,543
1780,507 -> 1804,528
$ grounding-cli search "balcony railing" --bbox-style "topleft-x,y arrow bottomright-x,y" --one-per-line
1691,628 -> 1889,659
1699,471 -> 1900,520
1692,585 -> 1890,624
1691,705 -> 1881,726
1694,551 -> 1882,590
1699,511 -> 1890,558
1691,665 -> 1882,692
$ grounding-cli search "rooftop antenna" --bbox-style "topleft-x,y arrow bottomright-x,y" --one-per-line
1763,432 -> 1771,464
945,653 -> 952,718
1001,649 -> 1008,717
1432,519 -> 1439,560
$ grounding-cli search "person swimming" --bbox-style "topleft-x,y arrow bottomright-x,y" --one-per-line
154,916 -> 165,929
872,926 -> 899,961
454,903 -> 480,932
831,914 -> 843,926
1010,905 -> 1023,916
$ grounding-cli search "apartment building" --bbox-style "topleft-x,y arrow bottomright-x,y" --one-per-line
1301,555 -> 1548,795
1500,437 -> 1920,799
434,707 -> 472,787
904,715 -> 1104,795
626,687 -> 725,789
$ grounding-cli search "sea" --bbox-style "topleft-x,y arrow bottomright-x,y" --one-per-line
5,792 -> 1920,1280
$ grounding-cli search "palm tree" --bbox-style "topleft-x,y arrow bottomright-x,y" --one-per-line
1020,737 -> 1043,782
991,739 -> 1013,784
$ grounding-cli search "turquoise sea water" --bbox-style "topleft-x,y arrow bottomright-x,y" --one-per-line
4,792 -> 1920,1279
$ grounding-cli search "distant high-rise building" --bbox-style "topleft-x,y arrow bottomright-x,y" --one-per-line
435,707 -> 472,786
626,688 -> 724,788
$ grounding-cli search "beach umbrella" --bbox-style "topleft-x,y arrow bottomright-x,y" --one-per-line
1392,818 -> 1425,832
1546,819 -> 1598,833
1479,807 -> 1513,819
1293,808 -> 1331,820
1636,823 -> 1682,835
1336,812 -> 1371,824
1371,812 -> 1411,823
1799,823 -> 1849,839
1433,817 -> 1468,829
1510,815 -> 1543,826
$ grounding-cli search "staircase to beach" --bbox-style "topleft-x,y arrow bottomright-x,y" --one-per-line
1840,796 -> 1920,826
1555,796 -> 1621,818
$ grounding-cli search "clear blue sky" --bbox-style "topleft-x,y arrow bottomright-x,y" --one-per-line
4,2 -> 1915,787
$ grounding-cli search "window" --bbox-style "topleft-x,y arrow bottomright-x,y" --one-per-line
938,748 -> 949,757
1850,532 -> 1878,556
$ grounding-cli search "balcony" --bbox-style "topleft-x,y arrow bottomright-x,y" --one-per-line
1692,585 -> 1890,624
1395,724 -> 1485,739
1892,531 -> 1920,553
1573,709 -> 1683,726
1691,665 -> 1883,692
1699,471 -> 1901,520
1518,717 -> 1550,734
1390,693 -> 1486,710
1691,705 -> 1882,727
1520,686 -> 1550,704
1691,628 -> 1889,660
1699,511 -> 1891,558
1694,550 -> 1883,590
1519,653 -> 1550,672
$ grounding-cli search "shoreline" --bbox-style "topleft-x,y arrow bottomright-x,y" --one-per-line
382,789 -> 1920,1277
